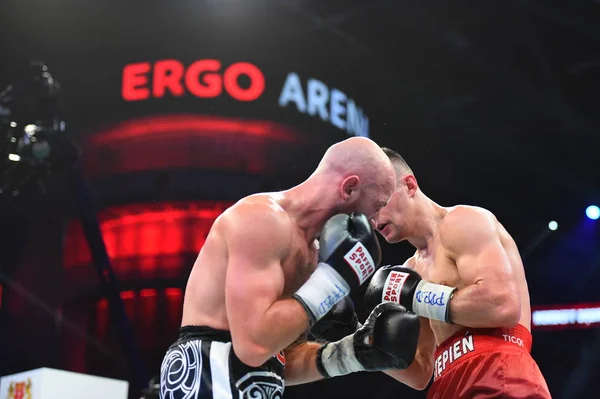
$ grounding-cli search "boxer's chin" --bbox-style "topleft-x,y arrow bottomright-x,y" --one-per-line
388,229 -> 406,244
378,224 -> 399,243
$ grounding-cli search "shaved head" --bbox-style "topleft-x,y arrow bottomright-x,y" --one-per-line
316,137 -> 395,181
310,137 -> 396,222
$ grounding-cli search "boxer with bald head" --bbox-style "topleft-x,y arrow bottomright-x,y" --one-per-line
361,147 -> 551,398
159,138 -> 421,399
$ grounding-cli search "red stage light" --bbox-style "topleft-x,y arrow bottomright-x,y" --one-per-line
140,288 -> 157,297
84,115 -> 306,178
165,288 -> 182,297
63,201 -> 232,279
120,290 -> 136,300
97,298 -> 108,309
89,115 -> 299,145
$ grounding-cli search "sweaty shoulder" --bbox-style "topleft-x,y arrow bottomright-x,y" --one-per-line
218,194 -> 294,260
439,206 -> 499,257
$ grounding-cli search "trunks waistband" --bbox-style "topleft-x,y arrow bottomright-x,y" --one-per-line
178,325 -> 232,342
433,324 -> 532,380
174,325 -> 286,367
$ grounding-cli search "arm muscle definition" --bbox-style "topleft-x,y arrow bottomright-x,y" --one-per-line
225,203 -> 310,367
441,208 -> 521,328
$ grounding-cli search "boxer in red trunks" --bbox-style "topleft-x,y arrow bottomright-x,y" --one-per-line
363,147 -> 551,398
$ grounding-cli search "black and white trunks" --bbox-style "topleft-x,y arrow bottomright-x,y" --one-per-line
160,326 -> 286,399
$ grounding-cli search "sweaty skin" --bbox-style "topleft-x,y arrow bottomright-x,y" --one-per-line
180,137 -> 395,383
375,168 -> 531,390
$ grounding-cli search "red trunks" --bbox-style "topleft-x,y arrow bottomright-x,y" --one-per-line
427,324 -> 551,399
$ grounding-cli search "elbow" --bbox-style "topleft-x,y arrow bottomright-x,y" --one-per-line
389,357 -> 432,391
494,293 -> 521,328
413,359 -> 433,390
232,338 -> 272,367
411,375 -> 431,391
231,320 -> 277,367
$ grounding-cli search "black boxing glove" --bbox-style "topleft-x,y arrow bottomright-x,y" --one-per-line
315,302 -> 419,377
364,265 -> 457,323
309,296 -> 361,342
294,213 -> 381,324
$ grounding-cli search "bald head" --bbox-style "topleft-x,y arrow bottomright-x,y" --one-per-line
312,137 -> 396,220
317,137 -> 394,179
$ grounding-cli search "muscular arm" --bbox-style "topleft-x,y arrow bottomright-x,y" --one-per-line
383,317 -> 435,390
441,208 -> 521,328
282,333 -> 325,386
225,203 -> 311,367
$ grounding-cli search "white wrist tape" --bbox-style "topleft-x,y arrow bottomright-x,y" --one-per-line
320,335 -> 362,377
294,262 -> 350,322
412,280 -> 456,322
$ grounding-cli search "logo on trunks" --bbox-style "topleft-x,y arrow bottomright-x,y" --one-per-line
502,334 -> 525,347
434,334 -> 475,379
235,371 -> 284,399
275,351 -> 286,366
317,284 -> 347,316
7,379 -> 32,399
343,242 -> 375,285
416,290 -> 446,307
382,271 -> 409,305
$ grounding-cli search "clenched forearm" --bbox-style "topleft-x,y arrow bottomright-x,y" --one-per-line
248,299 -> 311,360
448,281 -> 520,328
283,341 -> 325,385
383,316 -> 434,391
383,356 -> 432,391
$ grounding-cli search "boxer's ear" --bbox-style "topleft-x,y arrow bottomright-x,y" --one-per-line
340,175 -> 360,200
404,175 -> 418,197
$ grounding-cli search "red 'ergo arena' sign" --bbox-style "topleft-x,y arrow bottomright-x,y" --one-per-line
122,59 -> 265,102
121,59 -> 370,137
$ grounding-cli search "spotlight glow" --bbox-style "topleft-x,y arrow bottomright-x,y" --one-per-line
586,205 -> 600,220
24,124 -> 37,136
548,221 -> 558,231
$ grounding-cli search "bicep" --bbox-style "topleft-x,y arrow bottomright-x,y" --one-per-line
455,240 -> 515,287
445,211 -> 518,296
225,254 -> 285,332
223,206 -> 291,335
